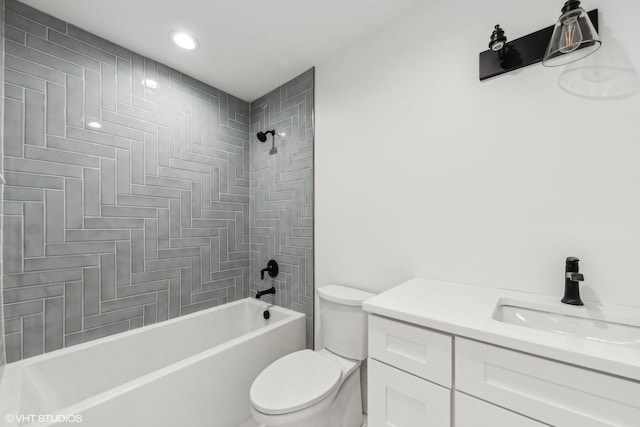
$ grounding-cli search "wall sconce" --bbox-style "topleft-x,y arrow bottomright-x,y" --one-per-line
479,1 -> 601,81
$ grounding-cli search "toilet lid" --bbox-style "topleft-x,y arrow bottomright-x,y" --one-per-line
250,350 -> 343,415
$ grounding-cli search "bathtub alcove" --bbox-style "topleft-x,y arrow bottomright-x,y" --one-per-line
0,299 -> 305,427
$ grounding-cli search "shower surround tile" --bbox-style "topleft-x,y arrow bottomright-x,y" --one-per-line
250,68 -> 314,348
1,0 -> 251,362
1,0 -> 314,362
0,0 -> 5,381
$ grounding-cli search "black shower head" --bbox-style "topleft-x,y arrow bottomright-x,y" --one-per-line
257,130 -> 275,142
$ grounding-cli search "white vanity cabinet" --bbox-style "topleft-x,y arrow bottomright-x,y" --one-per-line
455,338 -> 640,427
367,315 -> 452,427
454,392 -> 546,427
367,314 -> 640,427
368,359 -> 450,427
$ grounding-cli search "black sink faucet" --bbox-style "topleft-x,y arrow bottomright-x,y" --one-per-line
562,257 -> 584,306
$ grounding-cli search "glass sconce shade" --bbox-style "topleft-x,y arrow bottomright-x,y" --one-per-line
543,1 -> 601,67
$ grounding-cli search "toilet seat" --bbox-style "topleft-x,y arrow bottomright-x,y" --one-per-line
250,350 -> 343,415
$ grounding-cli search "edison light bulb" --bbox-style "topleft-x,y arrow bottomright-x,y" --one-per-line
559,16 -> 583,53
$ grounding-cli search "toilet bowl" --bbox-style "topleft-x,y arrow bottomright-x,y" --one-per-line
250,349 -> 361,427
249,285 -> 375,427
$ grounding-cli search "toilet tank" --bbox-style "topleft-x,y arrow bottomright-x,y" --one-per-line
318,285 -> 375,360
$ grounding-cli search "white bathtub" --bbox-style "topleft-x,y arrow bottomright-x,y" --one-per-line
0,298 -> 305,427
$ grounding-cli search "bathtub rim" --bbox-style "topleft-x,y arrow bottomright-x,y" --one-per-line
6,298 -> 296,369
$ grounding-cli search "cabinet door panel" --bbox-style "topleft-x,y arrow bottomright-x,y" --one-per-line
455,392 -> 547,427
455,338 -> 640,427
368,358 -> 450,427
369,315 -> 452,388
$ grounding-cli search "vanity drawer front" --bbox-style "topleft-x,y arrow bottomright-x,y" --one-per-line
369,315 -> 452,388
368,358 -> 450,427
455,392 -> 546,427
455,338 -> 640,427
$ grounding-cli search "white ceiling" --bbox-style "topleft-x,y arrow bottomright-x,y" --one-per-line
22,0 -> 423,101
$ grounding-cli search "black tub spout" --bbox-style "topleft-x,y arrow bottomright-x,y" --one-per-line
255,287 -> 276,299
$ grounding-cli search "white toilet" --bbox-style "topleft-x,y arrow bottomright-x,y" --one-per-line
250,285 -> 375,427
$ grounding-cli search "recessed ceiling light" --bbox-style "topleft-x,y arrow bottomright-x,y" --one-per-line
170,31 -> 199,50
143,79 -> 158,89
87,121 -> 102,129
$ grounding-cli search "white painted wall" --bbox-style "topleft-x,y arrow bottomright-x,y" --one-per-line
315,0 -> 640,339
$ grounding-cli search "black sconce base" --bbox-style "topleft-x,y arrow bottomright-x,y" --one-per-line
479,9 -> 598,81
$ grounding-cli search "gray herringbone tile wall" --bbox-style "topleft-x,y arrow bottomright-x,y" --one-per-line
2,0 -> 256,362
0,0 -> 6,378
250,69 -> 314,349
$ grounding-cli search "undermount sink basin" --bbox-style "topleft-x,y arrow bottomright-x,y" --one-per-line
492,299 -> 640,348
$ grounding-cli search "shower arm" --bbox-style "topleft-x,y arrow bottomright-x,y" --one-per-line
257,129 -> 278,155
265,130 -> 276,149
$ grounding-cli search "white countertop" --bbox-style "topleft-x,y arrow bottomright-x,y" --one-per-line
363,278 -> 640,381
